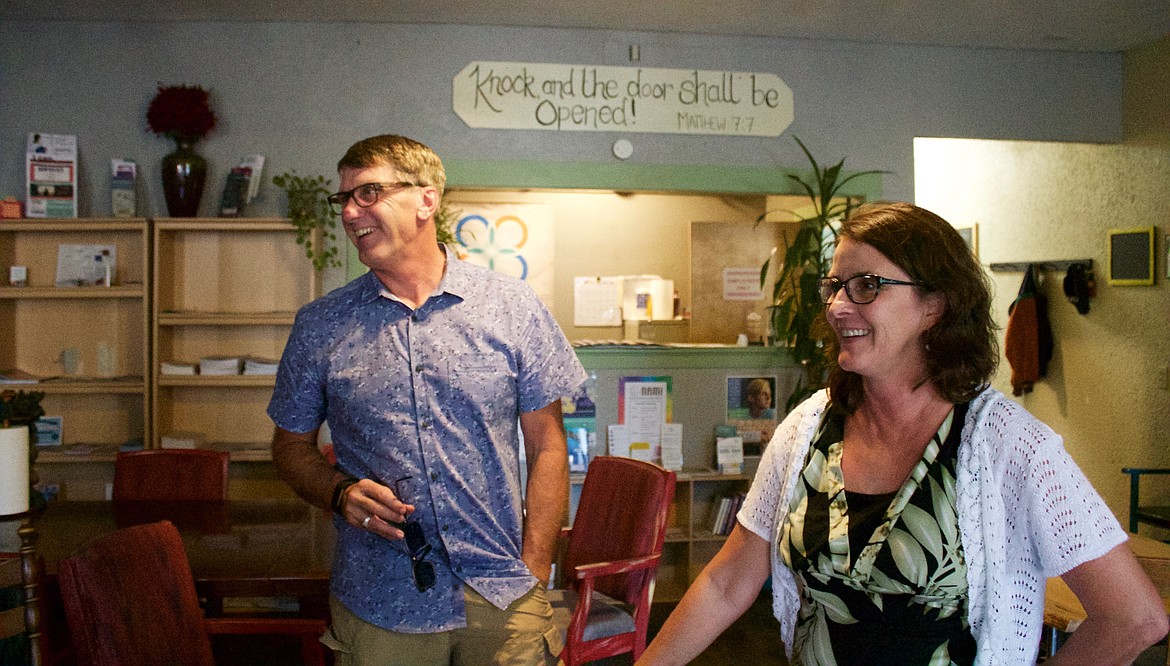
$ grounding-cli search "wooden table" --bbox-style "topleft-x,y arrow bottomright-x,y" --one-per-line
1044,532 -> 1170,651
23,499 -> 336,605
2,499 -> 335,664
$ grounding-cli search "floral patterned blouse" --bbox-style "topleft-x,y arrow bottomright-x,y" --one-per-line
779,402 -> 975,665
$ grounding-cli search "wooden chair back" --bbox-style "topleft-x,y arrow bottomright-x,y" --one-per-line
113,449 -> 229,501
0,522 -> 42,666
564,456 -> 676,604
555,456 -> 676,665
59,520 -> 216,666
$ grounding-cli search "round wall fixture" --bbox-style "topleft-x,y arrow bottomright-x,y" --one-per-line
612,139 -> 634,160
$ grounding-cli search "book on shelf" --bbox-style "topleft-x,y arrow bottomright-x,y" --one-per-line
242,356 -> 279,375
709,492 -> 747,535
0,368 -> 40,384
160,361 -> 197,376
199,356 -> 242,375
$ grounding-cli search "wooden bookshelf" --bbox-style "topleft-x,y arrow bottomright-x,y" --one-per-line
0,218 -> 149,451
151,217 -> 317,455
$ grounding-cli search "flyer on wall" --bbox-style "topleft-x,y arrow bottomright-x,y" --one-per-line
26,133 -> 78,218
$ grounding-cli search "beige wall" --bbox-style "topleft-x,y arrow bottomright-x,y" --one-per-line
444,189 -> 768,342
914,138 -> 1170,524
1125,34 -> 1170,149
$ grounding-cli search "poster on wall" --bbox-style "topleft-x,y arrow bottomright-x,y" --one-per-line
451,203 -> 555,307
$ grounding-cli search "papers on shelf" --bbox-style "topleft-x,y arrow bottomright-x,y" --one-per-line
0,368 -> 40,384
242,356 -> 279,375
161,431 -> 205,450
55,244 -> 116,287
199,356 -> 242,375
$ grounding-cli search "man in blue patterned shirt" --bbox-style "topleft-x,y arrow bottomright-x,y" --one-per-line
268,134 -> 586,665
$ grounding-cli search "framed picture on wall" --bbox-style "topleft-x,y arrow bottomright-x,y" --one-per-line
955,223 -> 979,259
1108,227 -> 1156,286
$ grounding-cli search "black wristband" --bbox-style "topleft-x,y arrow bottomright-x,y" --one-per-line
331,477 -> 359,517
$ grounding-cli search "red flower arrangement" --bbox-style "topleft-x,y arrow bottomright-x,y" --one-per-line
146,84 -> 217,142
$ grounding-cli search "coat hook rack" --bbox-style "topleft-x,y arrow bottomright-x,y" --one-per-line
988,259 -> 1093,273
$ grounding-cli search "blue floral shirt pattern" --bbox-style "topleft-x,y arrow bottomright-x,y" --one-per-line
268,246 -> 586,633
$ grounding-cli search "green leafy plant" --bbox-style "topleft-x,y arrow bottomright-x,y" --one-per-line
435,201 -> 461,247
272,170 -> 341,271
759,136 -> 886,410
1,389 -> 45,431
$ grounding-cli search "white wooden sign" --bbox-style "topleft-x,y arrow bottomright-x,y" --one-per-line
453,61 -> 793,137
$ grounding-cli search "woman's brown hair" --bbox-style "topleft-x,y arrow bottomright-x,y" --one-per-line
826,202 -> 998,412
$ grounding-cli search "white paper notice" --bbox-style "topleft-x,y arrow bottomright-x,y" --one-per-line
607,424 -> 629,458
723,267 -> 765,301
623,380 -> 667,460
660,423 -> 683,470
573,276 -> 623,326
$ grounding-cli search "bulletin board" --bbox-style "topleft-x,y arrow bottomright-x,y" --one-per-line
1108,227 -> 1155,286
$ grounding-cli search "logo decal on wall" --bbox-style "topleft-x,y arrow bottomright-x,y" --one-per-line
452,203 -> 555,308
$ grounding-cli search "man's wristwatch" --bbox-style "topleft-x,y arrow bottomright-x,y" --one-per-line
331,477 -> 359,516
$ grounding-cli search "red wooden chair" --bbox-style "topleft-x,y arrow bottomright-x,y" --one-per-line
113,449 -> 229,501
58,520 -> 326,666
549,456 -> 677,665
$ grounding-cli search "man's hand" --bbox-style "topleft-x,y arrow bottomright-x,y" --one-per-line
340,478 -> 415,540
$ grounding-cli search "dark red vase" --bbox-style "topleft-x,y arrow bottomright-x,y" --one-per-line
161,138 -> 207,217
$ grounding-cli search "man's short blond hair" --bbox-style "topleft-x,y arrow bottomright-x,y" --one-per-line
337,134 -> 446,198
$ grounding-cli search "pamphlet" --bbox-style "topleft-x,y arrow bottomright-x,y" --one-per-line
716,436 -> 744,475
562,389 -> 596,472
218,167 -> 251,217
110,158 -> 137,217
26,133 -> 78,218
660,423 -> 683,471
34,416 -> 63,447
238,155 -> 265,203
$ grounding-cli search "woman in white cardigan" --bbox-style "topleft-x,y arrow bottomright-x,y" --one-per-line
640,202 -> 1167,665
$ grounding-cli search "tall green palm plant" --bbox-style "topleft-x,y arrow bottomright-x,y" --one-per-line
759,137 -> 886,410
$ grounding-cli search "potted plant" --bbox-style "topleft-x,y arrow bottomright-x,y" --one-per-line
272,170 -> 341,271
1,389 -> 46,512
759,137 -> 886,410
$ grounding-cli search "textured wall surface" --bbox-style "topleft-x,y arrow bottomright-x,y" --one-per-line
915,137 -> 1170,521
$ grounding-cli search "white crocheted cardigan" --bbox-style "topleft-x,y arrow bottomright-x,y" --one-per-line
739,387 -> 1126,665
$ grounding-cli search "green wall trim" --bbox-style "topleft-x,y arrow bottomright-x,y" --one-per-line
575,345 -> 796,370
346,159 -> 884,281
444,159 -> 884,198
